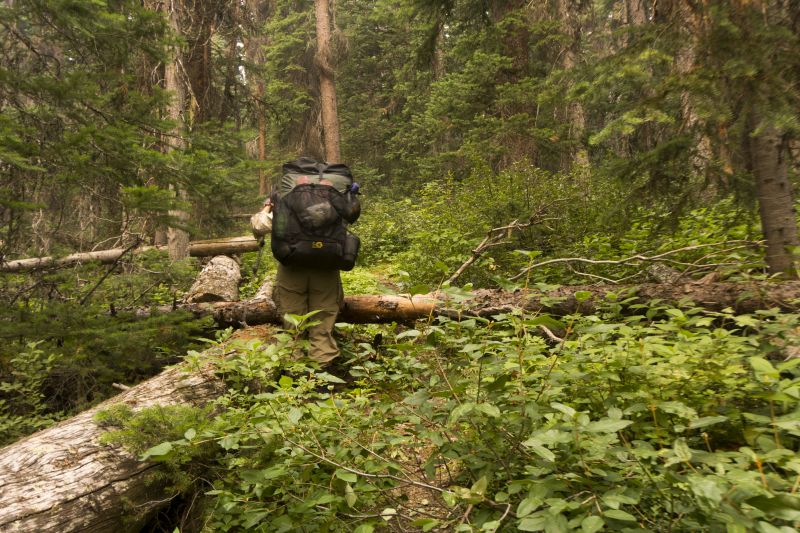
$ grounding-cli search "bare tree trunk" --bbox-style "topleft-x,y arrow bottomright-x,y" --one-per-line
315,0 -> 341,162
432,21 -> 446,80
257,96 -> 268,195
164,0 -> 190,260
242,0 -> 270,196
748,111 -> 799,278
671,1 -> 714,186
625,0 -> 647,26
0,236 -> 260,272
555,0 -> 589,168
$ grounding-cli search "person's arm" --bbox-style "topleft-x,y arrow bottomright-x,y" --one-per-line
331,183 -> 361,224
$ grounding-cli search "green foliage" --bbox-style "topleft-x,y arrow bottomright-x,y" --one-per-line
356,162 -> 622,286
0,255 -> 210,442
107,299 -> 800,531
340,267 -> 385,295
526,198 -> 766,285
0,342 -> 63,445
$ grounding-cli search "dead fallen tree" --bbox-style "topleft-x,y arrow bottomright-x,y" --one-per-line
143,280 -> 800,328
0,236 -> 260,273
0,336 -> 234,533
184,255 -> 241,303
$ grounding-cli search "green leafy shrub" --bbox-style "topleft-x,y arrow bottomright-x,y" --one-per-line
0,342 -> 63,445
106,299 -> 800,532
357,162 -> 614,288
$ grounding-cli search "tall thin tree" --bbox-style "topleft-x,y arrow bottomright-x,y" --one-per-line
164,0 -> 190,260
315,0 -> 341,162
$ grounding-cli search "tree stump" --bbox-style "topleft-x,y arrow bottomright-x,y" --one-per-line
184,255 -> 241,303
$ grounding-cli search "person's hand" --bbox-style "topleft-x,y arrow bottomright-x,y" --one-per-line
349,182 -> 360,194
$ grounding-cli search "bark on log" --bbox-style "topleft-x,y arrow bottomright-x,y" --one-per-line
146,281 -> 800,328
0,237 -> 261,273
0,339 -> 233,532
187,236 -> 260,258
0,245 -> 166,273
184,255 -> 241,303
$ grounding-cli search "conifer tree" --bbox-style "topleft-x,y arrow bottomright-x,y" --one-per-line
164,0 -> 190,260
315,0 -> 342,162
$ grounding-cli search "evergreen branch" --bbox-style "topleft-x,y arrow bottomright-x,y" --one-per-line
79,238 -> 141,306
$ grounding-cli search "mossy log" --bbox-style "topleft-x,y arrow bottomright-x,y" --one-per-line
0,348 -> 229,532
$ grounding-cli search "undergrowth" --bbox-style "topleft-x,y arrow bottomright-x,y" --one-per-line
101,296 -> 800,532
0,255 -> 209,445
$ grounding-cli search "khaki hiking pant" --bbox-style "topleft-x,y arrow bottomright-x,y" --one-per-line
274,263 -> 343,364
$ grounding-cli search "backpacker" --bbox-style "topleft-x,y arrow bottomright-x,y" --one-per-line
270,158 -> 361,271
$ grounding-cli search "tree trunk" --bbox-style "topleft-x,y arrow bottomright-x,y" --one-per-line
0,349 -> 228,532
244,0 -> 269,197
625,0 -> 647,26
748,111 -> 799,278
147,281 -> 800,328
315,0 -> 341,162
257,95 -> 268,195
187,235 -> 261,257
0,236 -> 261,272
164,0 -> 190,260
555,0 -> 589,168
184,255 -> 241,303
670,0 -> 714,185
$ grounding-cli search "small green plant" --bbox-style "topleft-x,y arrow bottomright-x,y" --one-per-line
104,297 -> 800,531
0,342 -> 63,445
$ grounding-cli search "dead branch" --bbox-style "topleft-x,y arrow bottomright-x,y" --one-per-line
511,240 -> 765,281
447,202 -> 565,285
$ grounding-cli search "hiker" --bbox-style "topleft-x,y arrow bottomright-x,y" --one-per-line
269,157 -> 361,366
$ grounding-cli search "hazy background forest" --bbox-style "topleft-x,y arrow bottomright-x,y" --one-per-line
2,0 -> 800,532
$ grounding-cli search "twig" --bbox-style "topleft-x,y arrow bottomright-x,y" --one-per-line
535,323 -> 572,402
447,201 -> 566,285
511,240 -> 764,281
80,238 -> 141,305
8,280 -> 43,305
538,325 -> 563,343
283,436 -> 455,496
120,281 -> 162,310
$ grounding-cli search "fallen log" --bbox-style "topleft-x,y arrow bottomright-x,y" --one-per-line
0,330 -> 240,533
143,281 -> 800,327
0,236 -> 261,273
184,255 -> 241,303
187,236 -> 260,258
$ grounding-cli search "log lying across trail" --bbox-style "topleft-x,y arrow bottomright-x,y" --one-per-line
162,280 -> 800,328
2,280 -> 799,532
0,236 -> 261,273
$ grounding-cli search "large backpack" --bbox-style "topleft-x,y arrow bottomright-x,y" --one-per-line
270,158 -> 360,271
